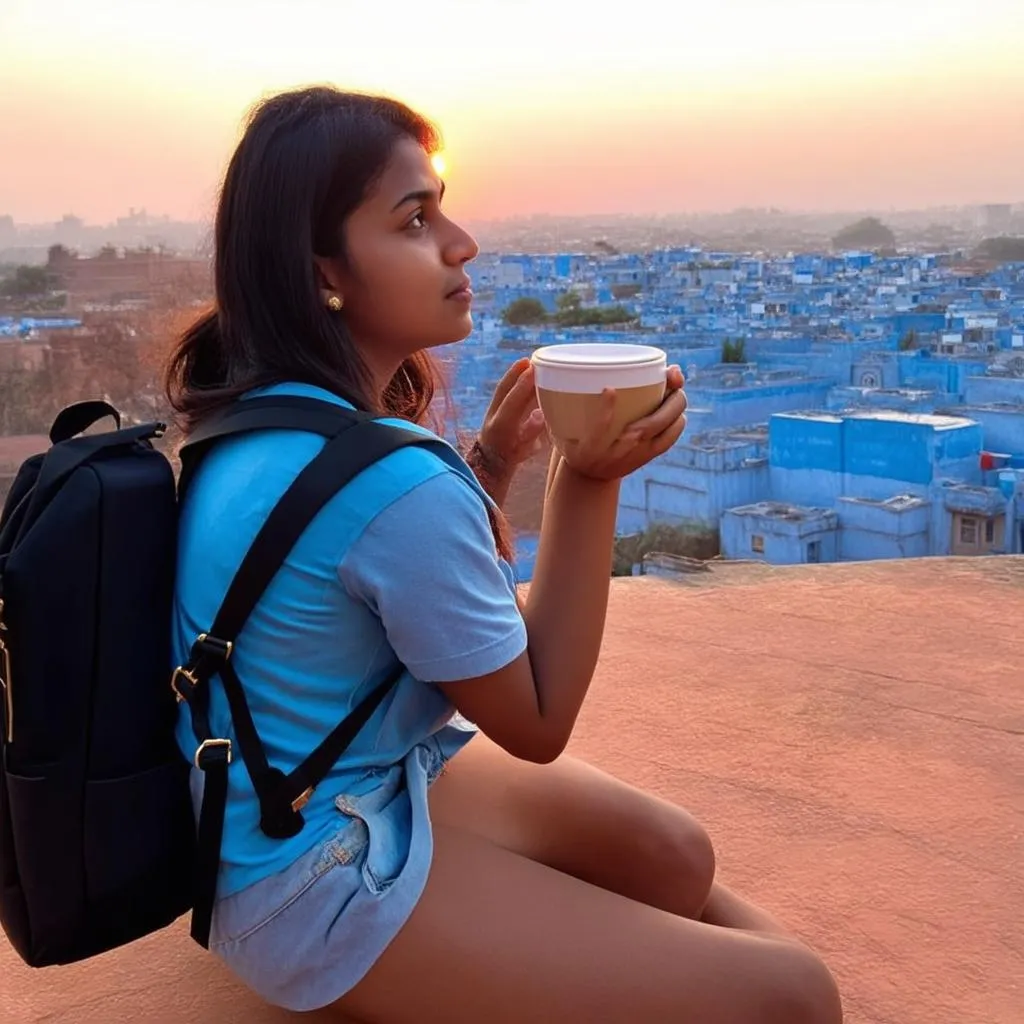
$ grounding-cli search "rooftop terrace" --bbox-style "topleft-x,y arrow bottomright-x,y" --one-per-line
781,408 -> 978,429
2,556 -> 1021,1023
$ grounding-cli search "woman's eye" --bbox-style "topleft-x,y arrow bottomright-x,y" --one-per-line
408,211 -> 427,230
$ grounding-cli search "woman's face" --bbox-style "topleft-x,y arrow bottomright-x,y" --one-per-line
320,137 -> 479,384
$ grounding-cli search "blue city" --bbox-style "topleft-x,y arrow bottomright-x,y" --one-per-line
438,247 -> 1024,575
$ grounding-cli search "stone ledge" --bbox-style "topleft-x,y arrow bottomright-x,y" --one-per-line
3,556 -> 1022,1023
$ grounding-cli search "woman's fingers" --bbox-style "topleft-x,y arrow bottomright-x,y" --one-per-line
501,363 -> 540,421
627,388 -> 687,441
487,358 -> 531,415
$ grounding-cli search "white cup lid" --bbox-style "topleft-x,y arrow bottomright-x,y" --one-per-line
531,343 -> 667,394
531,343 -> 666,368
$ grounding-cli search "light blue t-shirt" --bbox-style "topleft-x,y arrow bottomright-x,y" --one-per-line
172,382 -> 527,899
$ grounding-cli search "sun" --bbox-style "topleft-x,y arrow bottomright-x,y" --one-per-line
431,152 -> 447,176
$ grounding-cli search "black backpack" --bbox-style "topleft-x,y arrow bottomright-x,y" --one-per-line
0,394 -> 445,967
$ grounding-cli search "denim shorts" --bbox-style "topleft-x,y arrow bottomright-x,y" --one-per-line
207,735 -> 461,1011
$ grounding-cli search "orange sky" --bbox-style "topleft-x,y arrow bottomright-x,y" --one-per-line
2,0 -> 1022,225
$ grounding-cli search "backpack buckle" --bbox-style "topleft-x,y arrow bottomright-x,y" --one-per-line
194,737 -> 233,770
172,633 -> 234,704
170,665 -> 199,704
193,633 -> 233,662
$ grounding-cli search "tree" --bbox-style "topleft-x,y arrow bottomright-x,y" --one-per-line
556,290 -> 582,312
0,265 -> 55,298
611,523 -> 720,576
502,297 -> 548,326
553,302 -> 637,328
721,338 -> 746,363
898,329 -> 918,351
832,217 -> 896,251
976,237 -> 1024,262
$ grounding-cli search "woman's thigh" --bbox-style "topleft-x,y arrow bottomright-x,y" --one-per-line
428,735 -> 716,918
337,823 -> 842,1024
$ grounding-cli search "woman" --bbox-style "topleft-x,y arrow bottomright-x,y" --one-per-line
166,86 -> 842,1023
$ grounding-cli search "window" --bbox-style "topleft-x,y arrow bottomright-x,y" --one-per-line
807,540 -> 821,563
751,534 -> 765,554
985,518 -> 995,544
959,517 -> 978,546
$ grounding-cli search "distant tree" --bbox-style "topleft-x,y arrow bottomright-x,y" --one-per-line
611,523 -> 720,577
556,290 -> 582,312
0,264 -> 57,298
832,217 -> 896,251
721,337 -> 746,363
898,329 -> 918,351
594,239 -> 619,256
502,297 -> 548,326
553,301 -> 637,328
0,369 -> 53,434
975,236 -> 1024,262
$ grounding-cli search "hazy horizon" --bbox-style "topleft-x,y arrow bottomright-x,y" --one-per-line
3,0 -> 1023,226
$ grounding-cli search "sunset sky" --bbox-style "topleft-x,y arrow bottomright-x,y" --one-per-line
2,0 -> 1022,225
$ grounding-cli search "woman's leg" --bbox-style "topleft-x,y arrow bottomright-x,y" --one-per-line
337,824 -> 842,1024
429,735 -> 717,919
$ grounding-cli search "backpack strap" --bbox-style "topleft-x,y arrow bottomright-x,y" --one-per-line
176,394 -> 372,498
174,398 -> 449,949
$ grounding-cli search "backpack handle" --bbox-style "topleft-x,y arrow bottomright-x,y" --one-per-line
49,401 -> 121,444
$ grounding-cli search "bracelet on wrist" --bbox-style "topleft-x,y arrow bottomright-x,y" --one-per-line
469,439 -> 509,482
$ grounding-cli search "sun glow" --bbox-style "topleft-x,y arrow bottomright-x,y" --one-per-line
1,0 -> 1021,222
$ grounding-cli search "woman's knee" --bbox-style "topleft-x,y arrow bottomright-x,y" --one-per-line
636,809 -> 716,917
762,941 -> 844,1024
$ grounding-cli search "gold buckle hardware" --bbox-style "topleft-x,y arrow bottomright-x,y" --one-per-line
170,634 -> 232,704
170,665 -> 199,703
291,787 -> 315,813
197,633 -> 233,660
194,738 -> 232,769
0,600 -> 12,744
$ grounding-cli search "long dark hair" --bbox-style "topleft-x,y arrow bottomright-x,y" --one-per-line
165,86 -> 512,558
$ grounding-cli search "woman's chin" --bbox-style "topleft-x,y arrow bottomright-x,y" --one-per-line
430,316 -> 475,348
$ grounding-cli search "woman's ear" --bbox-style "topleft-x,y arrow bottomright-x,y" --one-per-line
313,256 -> 343,292
314,257 -> 345,311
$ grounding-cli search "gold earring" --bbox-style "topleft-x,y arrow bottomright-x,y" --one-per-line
327,295 -> 344,312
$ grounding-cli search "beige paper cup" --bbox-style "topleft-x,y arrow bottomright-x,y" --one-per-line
531,343 -> 667,445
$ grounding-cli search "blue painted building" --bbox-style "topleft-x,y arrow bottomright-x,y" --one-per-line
441,247 -> 1024,574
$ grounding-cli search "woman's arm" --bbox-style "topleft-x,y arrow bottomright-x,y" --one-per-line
439,378 -> 686,763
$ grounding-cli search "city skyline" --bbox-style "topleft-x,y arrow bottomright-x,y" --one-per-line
2,0 -> 1023,225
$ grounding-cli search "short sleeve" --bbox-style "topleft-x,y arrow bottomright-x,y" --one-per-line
337,469 -> 527,683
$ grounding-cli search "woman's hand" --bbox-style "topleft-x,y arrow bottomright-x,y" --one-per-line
469,358 -> 547,505
554,365 -> 687,483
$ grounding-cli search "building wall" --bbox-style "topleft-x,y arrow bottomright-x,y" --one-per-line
959,407 -> 1024,455
836,500 -> 931,561
769,414 -> 984,507
617,457 -> 770,533
682,379 -> 833,430
963,376 -> 1024,406
720,511 -> 838,565
898,354 -> 989,397
50,250 -> 211,306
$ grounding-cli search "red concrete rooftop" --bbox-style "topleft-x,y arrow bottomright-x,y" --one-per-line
3,555 -> 1022,1023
